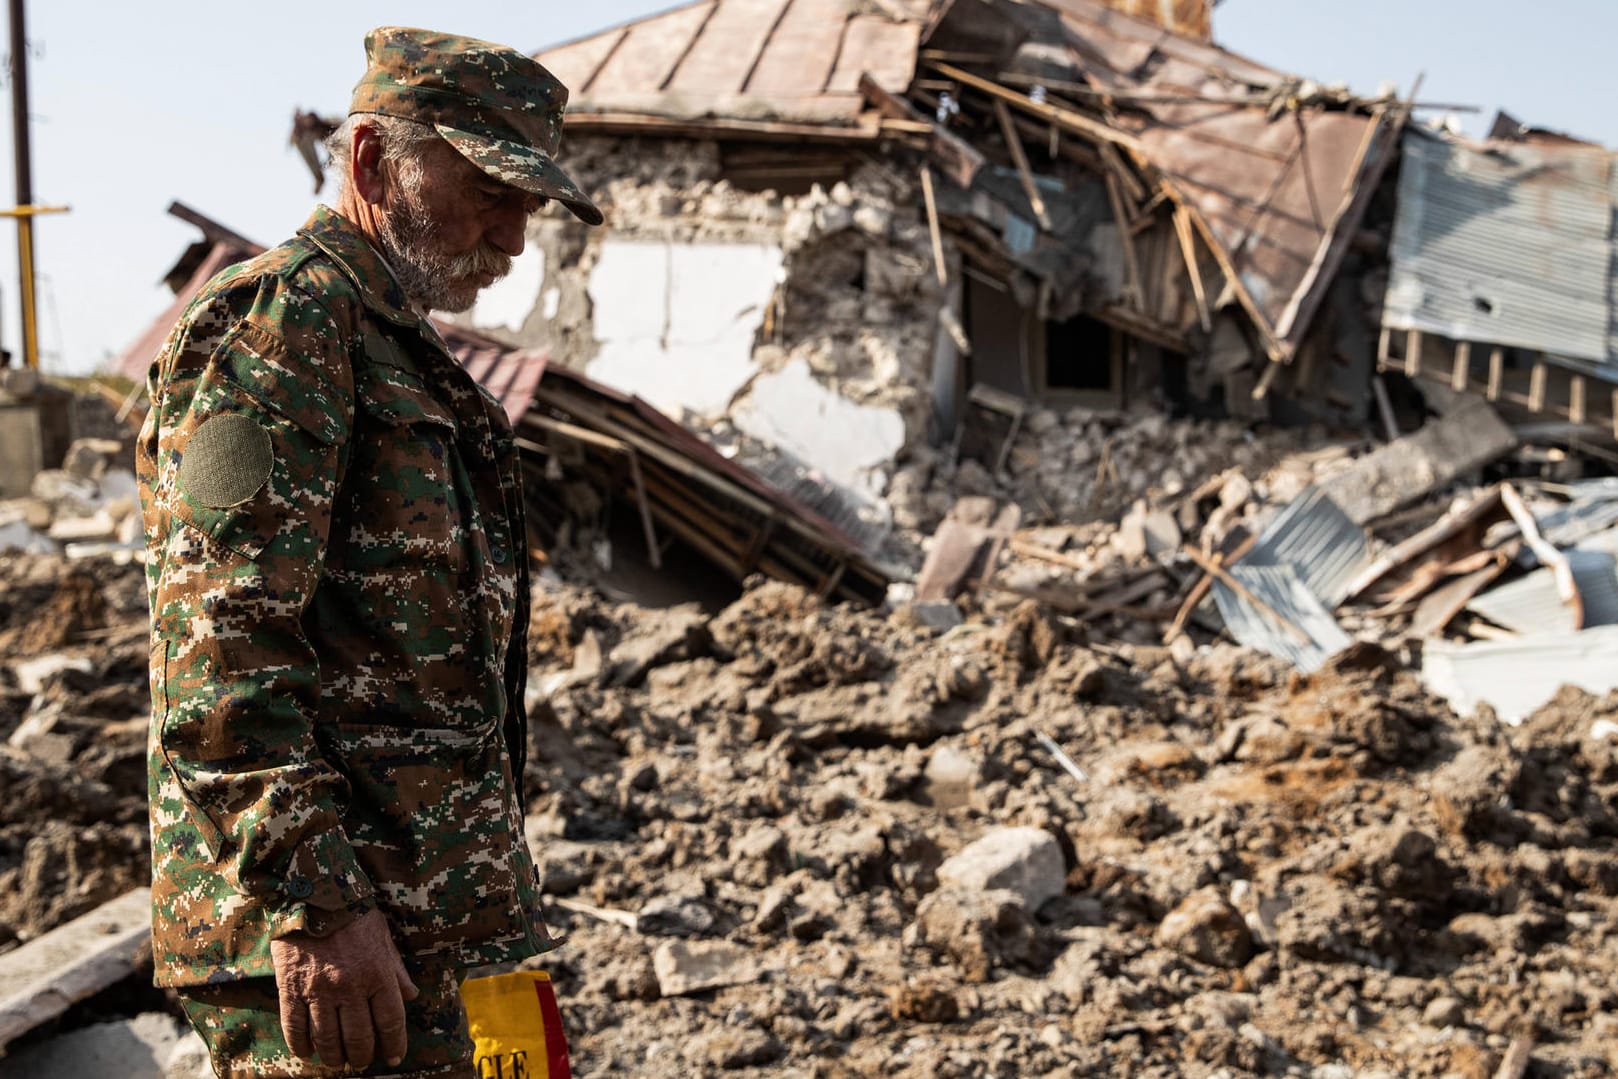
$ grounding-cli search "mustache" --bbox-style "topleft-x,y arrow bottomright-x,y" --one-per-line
441,243 -> 511,282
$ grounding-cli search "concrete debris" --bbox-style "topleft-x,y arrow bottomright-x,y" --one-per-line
934,826 -> 1067,912
0,888 -> 152,1050
0,1012 -> 189,1079
651,939 -> 764,997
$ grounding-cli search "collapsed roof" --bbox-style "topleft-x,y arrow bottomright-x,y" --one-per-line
538,0 -> 1405,385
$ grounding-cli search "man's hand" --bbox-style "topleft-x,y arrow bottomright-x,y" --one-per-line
271,908 -> 419,1070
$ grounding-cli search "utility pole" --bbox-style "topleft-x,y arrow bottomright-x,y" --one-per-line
4,0 -> 65,370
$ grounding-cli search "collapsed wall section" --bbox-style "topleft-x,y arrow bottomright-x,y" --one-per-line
449,135 -> 946,524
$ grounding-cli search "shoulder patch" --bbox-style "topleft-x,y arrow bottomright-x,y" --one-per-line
178,414 -> 274,508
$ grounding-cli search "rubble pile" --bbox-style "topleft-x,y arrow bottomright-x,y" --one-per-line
1,542 -> 1616,1074
520,579 -> 1617,1077
0,437 -> 143,558
889,407 -> 1324,541
0,552 -> 149,951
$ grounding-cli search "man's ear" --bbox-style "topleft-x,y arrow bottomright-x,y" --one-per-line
351,120 -> 387,206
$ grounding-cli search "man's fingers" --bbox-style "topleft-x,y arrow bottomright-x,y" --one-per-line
371,983 -> 410,1067
280,992 -> 314,1062
395,953 -> 420,1002
308,998 -> 344,1067
340,1003 -> 378,1071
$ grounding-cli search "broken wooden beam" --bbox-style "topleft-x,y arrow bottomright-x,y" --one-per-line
0,888 -> 152,1050
1181,545 -> 1311,645
920,165 -> 947,288
992,98 -> 1053,230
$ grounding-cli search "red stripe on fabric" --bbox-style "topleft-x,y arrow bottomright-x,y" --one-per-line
534,976 -> 572,1079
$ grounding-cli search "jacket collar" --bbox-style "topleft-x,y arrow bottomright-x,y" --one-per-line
299,204 -> 427,331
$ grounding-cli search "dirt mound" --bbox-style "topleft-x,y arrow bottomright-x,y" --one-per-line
5,554 -> 1616,1076
520,578 -> 1616,1077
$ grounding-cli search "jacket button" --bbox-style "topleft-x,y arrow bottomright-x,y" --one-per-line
286,875 -> 314,900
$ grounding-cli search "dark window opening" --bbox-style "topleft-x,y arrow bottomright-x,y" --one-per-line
1044,313 -> 1115,391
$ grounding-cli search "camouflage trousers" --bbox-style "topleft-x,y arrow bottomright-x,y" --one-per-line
174,962 -> 474,1078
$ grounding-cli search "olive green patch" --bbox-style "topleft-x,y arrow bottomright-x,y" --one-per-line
179,414 -> 274,508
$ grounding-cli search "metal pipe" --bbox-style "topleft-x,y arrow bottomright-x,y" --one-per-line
8,0 -> 34,369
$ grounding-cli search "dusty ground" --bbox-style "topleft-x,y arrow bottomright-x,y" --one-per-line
3,550 -> 1616,1077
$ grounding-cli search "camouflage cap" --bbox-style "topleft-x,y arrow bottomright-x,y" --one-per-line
350,26 -> 603,226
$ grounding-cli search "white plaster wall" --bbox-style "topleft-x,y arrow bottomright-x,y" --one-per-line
732,358 -> 905,498
585,239 -> 783,419
469,247 -> 546,335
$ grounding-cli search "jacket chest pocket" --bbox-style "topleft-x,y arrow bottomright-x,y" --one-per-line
339,365 -> 467,575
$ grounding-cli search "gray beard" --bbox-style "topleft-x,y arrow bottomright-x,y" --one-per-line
375,191 -> 512,313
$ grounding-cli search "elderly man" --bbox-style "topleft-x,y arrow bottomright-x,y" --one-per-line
138,27 -> 600,1078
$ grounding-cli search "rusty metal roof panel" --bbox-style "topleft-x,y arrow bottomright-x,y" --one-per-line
1383,131 -> 1618,374
535,0 -> 920,125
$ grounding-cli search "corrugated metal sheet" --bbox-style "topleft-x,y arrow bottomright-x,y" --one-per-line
1422,625 -> 1618,725
1467,548 -> 1618,635
1245,486 -> 1367,608
535,0 -> 920,126
1211,562 -> 1351,674
1384,131 -> 1618,377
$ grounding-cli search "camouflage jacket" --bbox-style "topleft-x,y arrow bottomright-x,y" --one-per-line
138,205 -> 549,987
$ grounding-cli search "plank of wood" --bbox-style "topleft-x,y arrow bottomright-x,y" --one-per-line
1172,204 -> 1212,333
537,26 -> 631,96
993,98 -> 1053,230
0,888 -> 151,1049
1451,339 -> 1470,392
666,0 -> 791,96
1181,545 -> 1311,645
1164,532 -> 1258,644
827,16 -> 921,93
746,0 -> 848,94
589,4 -> 714,94
921,166 -> 947,287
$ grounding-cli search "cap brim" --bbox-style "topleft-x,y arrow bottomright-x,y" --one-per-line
436,124 -> 604,227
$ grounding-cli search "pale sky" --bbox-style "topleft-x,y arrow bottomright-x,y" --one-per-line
7,0 -> 1616,376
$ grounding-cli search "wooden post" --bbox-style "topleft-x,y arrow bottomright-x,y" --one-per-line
1404,328 -> 1422,377
992,98 -> 1053,231
1104,171 -> 1145,312
1173,205 -> 1212,333
1529,361 -> 1547,412
1571,374 -> 1587,424
1488,348 -> 1504,401
1376,324 -> 1391,370
920,166 -> 947,288
1451,340 -> 1470,392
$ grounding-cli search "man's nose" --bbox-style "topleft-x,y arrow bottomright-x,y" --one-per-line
486,203 -> 527,256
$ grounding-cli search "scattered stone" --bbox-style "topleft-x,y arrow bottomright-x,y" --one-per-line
936,826 -> 1066,911
909,887 -> 1046,982
682,1027 -> 785,1069
1155,887 -> 1255,968
924,744 -> 981,808
1423,995 -> 1466,1028
652,939 -> 763,997
889,978 -> 960,1023
13,654 -> 95,695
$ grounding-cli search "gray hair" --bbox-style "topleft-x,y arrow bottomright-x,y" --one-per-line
324,114 -> 441,198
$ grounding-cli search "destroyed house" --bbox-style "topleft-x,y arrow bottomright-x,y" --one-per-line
467,0 -> 1409,526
